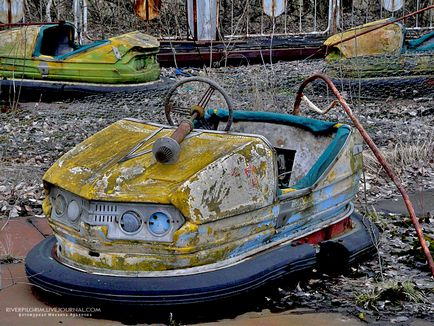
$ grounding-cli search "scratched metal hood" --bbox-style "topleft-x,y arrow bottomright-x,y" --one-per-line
43,119 -> 276,222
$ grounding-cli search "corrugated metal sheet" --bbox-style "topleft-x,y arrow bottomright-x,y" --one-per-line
0,0 -> 24,24
263,0 -> 285,18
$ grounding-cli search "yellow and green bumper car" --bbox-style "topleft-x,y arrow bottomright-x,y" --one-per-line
0,22 -> 162,98
25,77 -> 378,305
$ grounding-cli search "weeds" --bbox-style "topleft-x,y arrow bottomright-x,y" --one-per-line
356,281 -> 426,310
0,101 -> 11,113
406,235 -> 434,262
168,312 -> 183,326
363,137 -> 434,176
0,255 -> 21,264
0,232 -> 21,264
364,207 -> 388,230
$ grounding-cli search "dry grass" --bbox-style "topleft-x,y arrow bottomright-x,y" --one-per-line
0,232 -> 15,262
363,137 -> 434,175
356,281 -> 427,310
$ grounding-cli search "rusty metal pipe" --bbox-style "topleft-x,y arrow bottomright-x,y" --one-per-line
293,74 -> 434,276
171,112 -> 197,144
152,112 -> 197,164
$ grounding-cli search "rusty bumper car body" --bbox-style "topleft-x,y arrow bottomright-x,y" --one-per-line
25,78 -> 378,304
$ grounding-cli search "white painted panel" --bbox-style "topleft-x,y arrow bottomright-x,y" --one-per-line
187,0 -> 194,37
382,0 -> 404,12
0,0 -> 24,24
263,0 -> 285,17
187,0 -> 218,40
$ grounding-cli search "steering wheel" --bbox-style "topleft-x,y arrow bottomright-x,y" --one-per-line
164,77 -> 234,131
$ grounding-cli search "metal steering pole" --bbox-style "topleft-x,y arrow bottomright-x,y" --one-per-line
293,74 -> 434,277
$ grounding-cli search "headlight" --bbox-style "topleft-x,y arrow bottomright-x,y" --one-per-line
119,211 -> 143,234
54,194 -> 67,216
148,212 -> 171,236
67,200 -> 81,221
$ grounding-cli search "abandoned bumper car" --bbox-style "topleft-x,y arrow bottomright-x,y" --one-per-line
0,22 -> 162,98
25,77 -> 378,305
323,19 -> 434,97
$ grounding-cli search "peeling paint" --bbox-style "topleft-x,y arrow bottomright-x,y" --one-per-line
325,19 -> 404,59
43,117 -> 363,273
69,166 -> 91,174
0,24 -> 160,83
95,173 -> 110,196
272,205 -> 280,217
172,141 -> 275,224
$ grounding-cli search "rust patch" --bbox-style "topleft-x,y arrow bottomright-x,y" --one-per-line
134,0 -> 161,21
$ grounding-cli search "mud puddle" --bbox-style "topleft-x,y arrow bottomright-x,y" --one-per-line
374,189 -> 434,217
200,309 -> 363,325
199,309 -> 433,326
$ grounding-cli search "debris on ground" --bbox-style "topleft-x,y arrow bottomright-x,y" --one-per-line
0,61 -> 433,323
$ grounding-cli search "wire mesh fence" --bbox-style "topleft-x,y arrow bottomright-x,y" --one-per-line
21,1 -> 434,39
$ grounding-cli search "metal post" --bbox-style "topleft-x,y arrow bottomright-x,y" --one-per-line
314,0 -> 317,31
331,0 -> 338,34
299,0 -> 302,32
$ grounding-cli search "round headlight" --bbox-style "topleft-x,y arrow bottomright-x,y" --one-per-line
119,211 -> 142,234
148,212 -> 171,236
67,200 -> 81,221
54,194 -> 67,216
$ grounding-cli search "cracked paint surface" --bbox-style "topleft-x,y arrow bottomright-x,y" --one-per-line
325,19 -> 404,59
43,118 -> 363,272
172,142 -> 275,223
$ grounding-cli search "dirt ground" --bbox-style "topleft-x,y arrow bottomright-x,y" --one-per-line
0,60 -> 433,325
